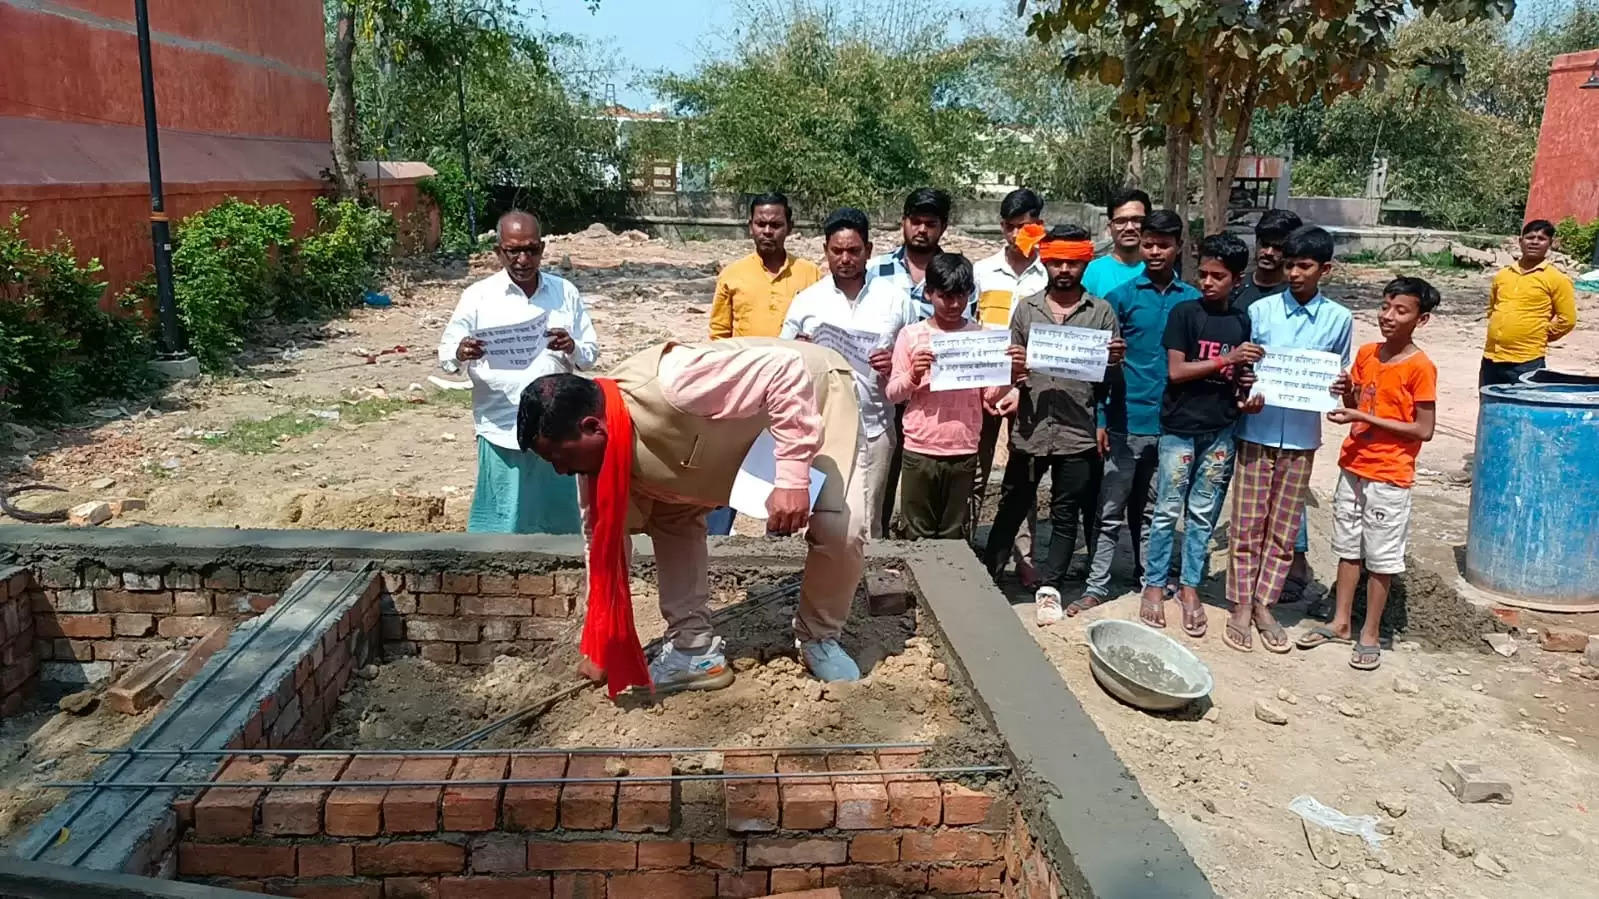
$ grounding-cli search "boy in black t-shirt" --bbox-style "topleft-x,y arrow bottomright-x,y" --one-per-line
1136,234 -> 1263,635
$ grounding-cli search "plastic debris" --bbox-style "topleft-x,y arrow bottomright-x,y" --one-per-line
1289,795 -> 1388,848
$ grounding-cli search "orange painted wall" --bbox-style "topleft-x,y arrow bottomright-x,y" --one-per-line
1527,49 -> 1599,225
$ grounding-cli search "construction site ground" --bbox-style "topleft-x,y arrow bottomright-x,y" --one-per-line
4,225 -> 1599,897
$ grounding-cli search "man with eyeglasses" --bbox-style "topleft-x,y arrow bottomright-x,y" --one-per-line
1082,188 -> 1153,300
438,210 -> 598,534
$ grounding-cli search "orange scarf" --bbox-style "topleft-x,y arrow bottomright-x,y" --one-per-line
579,378 -> 651,698
1039,239 -> 1095,262
1015,222 -> 1048,257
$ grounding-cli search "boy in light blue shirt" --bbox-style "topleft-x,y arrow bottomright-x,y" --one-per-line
1225,226 -> 1353,654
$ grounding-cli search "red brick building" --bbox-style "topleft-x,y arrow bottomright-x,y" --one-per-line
1527,49 -> 1599,226
0,0 -> 438,303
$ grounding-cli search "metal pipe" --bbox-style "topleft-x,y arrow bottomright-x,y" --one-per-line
132,0 -> 183,356
45,766 -> 1010,790
90,741 -> 936,759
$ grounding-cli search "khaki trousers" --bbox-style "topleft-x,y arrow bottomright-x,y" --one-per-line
588,434 -> 869,651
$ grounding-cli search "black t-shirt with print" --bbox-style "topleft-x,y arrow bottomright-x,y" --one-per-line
1161,299 -> 1253,436
1231,276 -> 1288,310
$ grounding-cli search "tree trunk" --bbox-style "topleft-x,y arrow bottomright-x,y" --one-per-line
1200,67 -> 1261,236
1127,128 -> 1144,188
328,3 -> 362,199
1163,127 -> 1188,211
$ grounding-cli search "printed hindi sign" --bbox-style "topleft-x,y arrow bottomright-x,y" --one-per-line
929,328 -> 1012,391
1252,348 -> 1342,412
811,322 -> 883,378
1025,324 -> 1111,382
475,311 -> 549,370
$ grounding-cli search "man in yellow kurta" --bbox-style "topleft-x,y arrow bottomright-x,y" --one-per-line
1480,219 -> 1577,387
709,192 -> 822,339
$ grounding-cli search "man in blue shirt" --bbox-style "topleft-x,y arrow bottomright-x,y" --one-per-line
1226,226 -> 1353,654
1075,210 -> 1201,614
1081,188 -> 1151,299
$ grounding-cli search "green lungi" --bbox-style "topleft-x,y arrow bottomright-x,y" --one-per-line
467,437 -> 582,534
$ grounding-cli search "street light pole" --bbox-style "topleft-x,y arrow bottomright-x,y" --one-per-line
133,0 -> 184,358
455,60 -> 476,242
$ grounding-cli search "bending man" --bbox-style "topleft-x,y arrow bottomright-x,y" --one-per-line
517,338 -> 868,692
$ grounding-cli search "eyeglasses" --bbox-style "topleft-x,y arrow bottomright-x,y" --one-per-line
499,244 -> 543,258
1110,216 -> 1145,227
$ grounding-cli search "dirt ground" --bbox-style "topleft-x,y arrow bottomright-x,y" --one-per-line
4,225 -> 1599,894
0,696 -> 156,842
327,575 -> 974,756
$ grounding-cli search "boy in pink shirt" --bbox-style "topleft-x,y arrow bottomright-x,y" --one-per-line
887,253 -> 1000,538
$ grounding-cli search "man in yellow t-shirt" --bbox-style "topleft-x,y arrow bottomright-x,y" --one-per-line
1481,219 -> 1577,387
708,192 -> 822,340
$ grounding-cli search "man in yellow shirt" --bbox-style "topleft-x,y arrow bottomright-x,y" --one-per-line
709,192 -> 822,339
1481,219 -> 1577,387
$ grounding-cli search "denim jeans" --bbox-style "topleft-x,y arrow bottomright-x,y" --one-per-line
1294,510 -> 1309,554
1143,427 -> 1238,589
1084,431 -> 1159,598
706,506 -> 736,536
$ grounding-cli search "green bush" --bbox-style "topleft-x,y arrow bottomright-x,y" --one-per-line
0,213 -> 156,422
280,198 -> 396,320
171,199 -> 294,371
1556,217 -> 1599,267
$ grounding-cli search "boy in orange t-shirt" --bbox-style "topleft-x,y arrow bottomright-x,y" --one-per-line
1297,277 -> 1439,670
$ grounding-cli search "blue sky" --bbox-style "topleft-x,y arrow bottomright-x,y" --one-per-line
536,0 -> 737,109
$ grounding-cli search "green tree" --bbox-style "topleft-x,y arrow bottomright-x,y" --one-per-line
1023,0 -> 1515,232
656,3 -> 990,208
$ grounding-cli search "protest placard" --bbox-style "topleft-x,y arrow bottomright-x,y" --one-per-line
474,311 -> 549,370
1252,348 -> 1342,412
729,429 -> 827,519
1025,323 -> 1111,382
929,328 -> 1012,391
810,322 -> 883,378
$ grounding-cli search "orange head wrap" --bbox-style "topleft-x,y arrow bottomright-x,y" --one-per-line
1038,238 -> 1095,262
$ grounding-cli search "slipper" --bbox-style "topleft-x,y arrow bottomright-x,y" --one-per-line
1223,619 -> 1252,652
1138,593 -> 1166,629
1178,599 -> 1207,638
1295,625 -> 1352,650
1065,593 -> 1109,617
1279,574 -> 1311,605
1349,642 -> 1382,671
1256,616 -> 1293,654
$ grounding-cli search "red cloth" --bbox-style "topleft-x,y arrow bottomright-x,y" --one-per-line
579,378 -> 652,698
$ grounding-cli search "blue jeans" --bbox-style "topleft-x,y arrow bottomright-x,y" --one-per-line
1295,510 -> 1309,554
1143,428 -> 1238,589
706,506 -> 736,536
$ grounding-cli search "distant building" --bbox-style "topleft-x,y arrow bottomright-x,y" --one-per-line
0,0 -> 438,303
1527,49 -> 1599,225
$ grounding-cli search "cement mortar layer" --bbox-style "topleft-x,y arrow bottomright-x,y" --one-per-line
0,525 -> 1211,898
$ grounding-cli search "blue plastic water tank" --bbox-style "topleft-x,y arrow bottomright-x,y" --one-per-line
1465,383 -> 1599,609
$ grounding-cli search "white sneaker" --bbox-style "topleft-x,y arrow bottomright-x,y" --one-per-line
649,636 -> 735,694
1035,587 -> 1063,627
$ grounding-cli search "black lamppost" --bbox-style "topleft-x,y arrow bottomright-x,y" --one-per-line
133,0 -> 185,359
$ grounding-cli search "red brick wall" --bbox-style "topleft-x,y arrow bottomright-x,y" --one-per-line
0,567 -> 41,715
378,570 -> 583,665
175,748 -> 1027,897
1527,49 -> 1599,225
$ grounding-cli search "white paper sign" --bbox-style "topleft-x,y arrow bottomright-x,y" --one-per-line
475,311 -> 549,370
929,329 -> 1012,392
1026,324 -> 1111,382
811,322 -> 883,378
1253,348 -> 1342,412
728,429 -> 827,519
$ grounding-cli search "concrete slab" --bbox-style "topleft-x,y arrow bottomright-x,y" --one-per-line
904,541 -> 1215,899
16,567 -> 376,872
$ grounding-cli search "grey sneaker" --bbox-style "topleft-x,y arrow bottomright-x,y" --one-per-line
648,636 -> 735,693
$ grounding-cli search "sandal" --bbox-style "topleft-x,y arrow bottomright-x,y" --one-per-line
1065,593 -> 1109,617
1349,642 -> 1382,671
1279,574 -> 1311,605
1223,618 -> 1253,652
1255,613 -> 1292,654
1295,625 -> 1352,650
1138,592 -> 1166,628
1178,598 -> 1207,638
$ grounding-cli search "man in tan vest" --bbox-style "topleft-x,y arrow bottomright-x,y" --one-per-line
518,338 -> 869,690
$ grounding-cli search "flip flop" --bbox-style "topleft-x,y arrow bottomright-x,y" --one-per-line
1139,593 -> 1166,628
1256,615 -> 1293,654
1178,599 -> 1207,638
1223,619 -> 1252,653
1349,642 -> 1382,671
1065,593 -> 1109,617
1295,625 -> 1353,650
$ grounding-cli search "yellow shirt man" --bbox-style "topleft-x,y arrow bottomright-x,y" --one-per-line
709,253 -> 821,339
1484,261 -> 1576,364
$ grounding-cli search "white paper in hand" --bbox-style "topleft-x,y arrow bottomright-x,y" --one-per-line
928,328 -> 1011,391
475,311 -> 550,370
728,429 -> 826,519
1025,324 -> 1110,382
810,322 -> 883,378
1252,348 -> 1342,412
